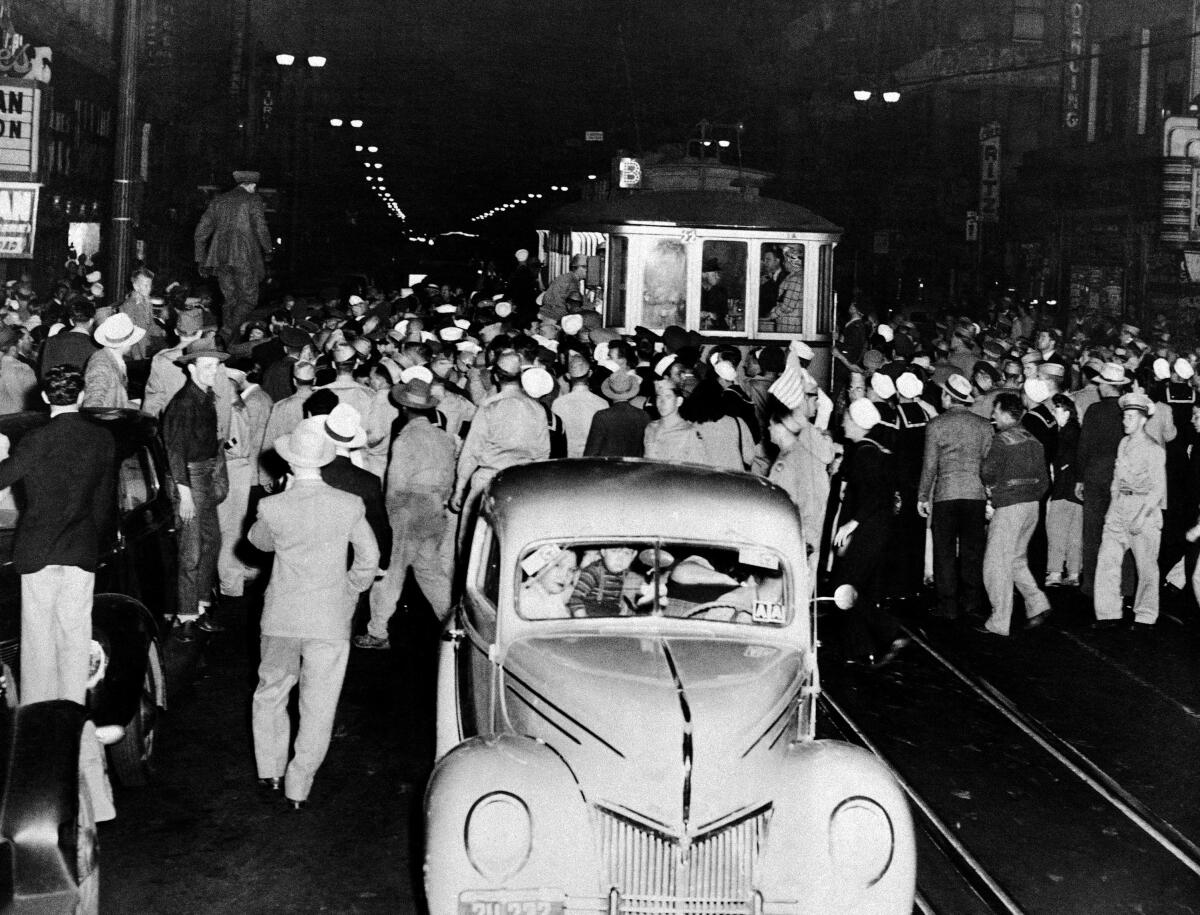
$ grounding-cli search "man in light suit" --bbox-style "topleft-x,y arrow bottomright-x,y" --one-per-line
194,169 -> 274,344
249,417 -> 379,809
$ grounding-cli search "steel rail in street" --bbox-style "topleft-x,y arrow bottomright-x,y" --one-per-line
901,625 -> 1200,880
819,692 -> 1025,915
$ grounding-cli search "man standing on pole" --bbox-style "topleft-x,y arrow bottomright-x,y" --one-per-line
194,169 -> 274,345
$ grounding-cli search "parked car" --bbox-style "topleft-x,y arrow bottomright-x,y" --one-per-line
0,684 -> 100,914
426,459 -> 915,915
0,408 -> 175,787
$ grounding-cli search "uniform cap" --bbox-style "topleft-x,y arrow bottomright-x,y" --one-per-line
848,397 -> 881,431
561,314 -> 584,335
790,340 -> 814,361
875,323 -> 893,343
1153,357 -> 1171,381
1118,391 -> 1152,414
1175,358 -> 1195,380
521,366 -> 554,399
869,372 -> 896,399
896,372 -> 923,399
1022,378 -> 1051,404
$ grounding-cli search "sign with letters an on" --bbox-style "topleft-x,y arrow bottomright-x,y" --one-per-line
0,78 -> 38,179
0,181 -> 40,258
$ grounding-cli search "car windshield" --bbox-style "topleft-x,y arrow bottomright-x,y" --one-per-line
517,540 -> 790,625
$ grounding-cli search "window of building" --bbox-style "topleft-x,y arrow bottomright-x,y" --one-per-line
762,244 -> 804,334
700,240 -> 746,333
1013,0 -> 1046,43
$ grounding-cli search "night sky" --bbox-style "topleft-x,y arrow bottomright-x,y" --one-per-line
256,0 -> 795,230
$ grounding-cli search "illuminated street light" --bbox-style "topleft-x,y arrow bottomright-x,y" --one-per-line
355,145 -> 363,152
368,146 -> 378,153
350,119 -> 364,128
276,53 -> 295,66
717,139 -> 731,148
587,174 -> 597,180
330,118 -> 344,127
527,193 -> 535,198
853,89 -> 872,102
535,193 -> 543,198
307,55 -> 327,68
882,90 -> 901,103
374,163 -> 382,168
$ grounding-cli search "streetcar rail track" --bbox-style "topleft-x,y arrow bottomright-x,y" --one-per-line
819,692 -> 1024,915
897,623 -> 1200,879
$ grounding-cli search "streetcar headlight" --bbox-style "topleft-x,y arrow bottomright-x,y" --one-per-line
465,792 -> 532,880
828,796 -> 893,888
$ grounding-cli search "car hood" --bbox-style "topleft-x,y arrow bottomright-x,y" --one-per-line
501,631 -> 808,832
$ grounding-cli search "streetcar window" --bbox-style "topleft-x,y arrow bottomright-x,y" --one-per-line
642,237 -> 687,329
700,240 -> 746,333
818,244 -> 834,335
607,235 -> 628,327
762,244 -> 804,334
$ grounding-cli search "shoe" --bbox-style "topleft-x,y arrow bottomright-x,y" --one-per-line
1044,573 -> 1063,587
1024,610 -> 1051,631
196,614 -> 225,633
972,624 -> 1008,637
1062,576 -> 1080,588
1130,621 -> 1156,632
257,777 -> 282,792
286,798 -> 307,810
173,619 -> 196,643
1090,619 -> 1121,630
353,633 -> 390,650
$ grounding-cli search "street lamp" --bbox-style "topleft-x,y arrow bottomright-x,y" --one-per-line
276,53 -> 295,66
350,119 -> 363,128
307,55 -> 326,68
330,118 -> 343,127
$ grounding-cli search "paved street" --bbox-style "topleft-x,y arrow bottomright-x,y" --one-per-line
99,584 -> 1200,914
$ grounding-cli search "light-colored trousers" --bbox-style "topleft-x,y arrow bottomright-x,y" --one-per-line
252,636 -> 350,802
216,457 -> 255,597
983,502 -> 1049,635
20,565 -> 94,705
1095,498 -> 1161,623
1046,498 -> 1082,579
368,492 -> 454,639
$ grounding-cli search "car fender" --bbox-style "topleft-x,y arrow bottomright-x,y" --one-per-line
0,700 -> 86,910
425,734 -> 598,915
756,740 -> 915,914
89,593 -> 158,728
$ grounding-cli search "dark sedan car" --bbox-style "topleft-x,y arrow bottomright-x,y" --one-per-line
0,407 -> 176,787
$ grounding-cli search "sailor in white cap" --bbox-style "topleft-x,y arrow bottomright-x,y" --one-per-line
1093,391 -> 1166,630
891,370 -> 936,598
540,253 -> 588,323
833,396 -> 907,667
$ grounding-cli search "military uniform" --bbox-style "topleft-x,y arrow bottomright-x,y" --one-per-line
1094,429 -> 1166,624
891,400 -> 934,597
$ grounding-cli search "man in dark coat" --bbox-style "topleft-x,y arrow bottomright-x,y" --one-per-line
585,371 -> 650,458
1076,364 -> 1130,597
194,169 -> 273,344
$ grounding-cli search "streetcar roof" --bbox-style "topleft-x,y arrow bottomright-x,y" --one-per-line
544,190 -> 842,234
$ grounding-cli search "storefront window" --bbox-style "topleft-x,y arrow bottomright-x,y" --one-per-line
641,237 -> 686,329
762,243 -> 804,334
700,240 -> 746,332
607,236 -> 627,327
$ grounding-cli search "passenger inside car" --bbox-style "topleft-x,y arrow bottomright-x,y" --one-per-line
568,546 -> 647,617
519,544 -> 579,619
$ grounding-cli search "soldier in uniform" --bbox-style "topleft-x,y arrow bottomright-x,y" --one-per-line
1021,377 -> 1057,580
1093,392 -> 1166,630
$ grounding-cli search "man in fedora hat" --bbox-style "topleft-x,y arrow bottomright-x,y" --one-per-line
194,169 -> 273,345
83,312 -> 145,409
585,370 -> 650,458
540,253 -> 588,324
161,338 -> 231,635
141,309 -> 232,440
249,417 -> 379,808
359,377 -> 457,649
917,373 -> 993,621
318,403 -> 391,575
1093,392 -> 1166,630
1076,363 -> 1131,597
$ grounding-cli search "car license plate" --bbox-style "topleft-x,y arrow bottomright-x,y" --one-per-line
459,890 -> 565,915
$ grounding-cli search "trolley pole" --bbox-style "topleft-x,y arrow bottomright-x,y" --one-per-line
110,0 -> 140,300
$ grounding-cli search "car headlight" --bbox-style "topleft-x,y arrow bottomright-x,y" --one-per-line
828,796 -> 893,888
465,792 -> 532,880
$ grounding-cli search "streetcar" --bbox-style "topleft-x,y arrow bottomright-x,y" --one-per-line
538,157 -> 842,384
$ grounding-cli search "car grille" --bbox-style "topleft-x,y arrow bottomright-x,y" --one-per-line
595,805 -> 771,914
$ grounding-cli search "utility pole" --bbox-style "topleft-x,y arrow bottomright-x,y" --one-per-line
110,0 -> 140,303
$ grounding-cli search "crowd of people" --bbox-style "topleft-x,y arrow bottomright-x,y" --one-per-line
5,214 -> 1200,808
